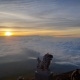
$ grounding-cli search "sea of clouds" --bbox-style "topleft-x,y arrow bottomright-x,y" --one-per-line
0,36 -> 80,67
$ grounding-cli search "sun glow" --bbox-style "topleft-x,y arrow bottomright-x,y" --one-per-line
5,32 -> 12,36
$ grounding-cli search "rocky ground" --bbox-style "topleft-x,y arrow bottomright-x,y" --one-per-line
1,69 -> 79,80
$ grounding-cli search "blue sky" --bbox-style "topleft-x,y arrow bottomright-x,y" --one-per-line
0,0 -> 80,36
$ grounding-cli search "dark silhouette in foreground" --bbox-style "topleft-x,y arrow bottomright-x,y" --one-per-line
53,69 -> 80,80
34,53 -> 53,80
71,69 -> 80,80
17,76 -> 24,80
37,53 -> 53,70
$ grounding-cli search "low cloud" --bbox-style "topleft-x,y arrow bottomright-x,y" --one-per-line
0,36 -> 80,66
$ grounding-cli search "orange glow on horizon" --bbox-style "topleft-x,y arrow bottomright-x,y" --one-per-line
0,29 -> 79,38
5,32 -> 13,36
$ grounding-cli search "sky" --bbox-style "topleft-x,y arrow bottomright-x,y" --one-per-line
0,0 -> 80,37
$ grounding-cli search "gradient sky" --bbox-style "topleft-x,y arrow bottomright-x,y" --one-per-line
0,0 -> 80,37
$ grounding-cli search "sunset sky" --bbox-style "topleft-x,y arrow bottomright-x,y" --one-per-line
0,0 -> 80,37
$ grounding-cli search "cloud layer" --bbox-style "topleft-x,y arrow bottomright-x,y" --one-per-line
0,0 -> 80,36
0,36 -> 80,67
